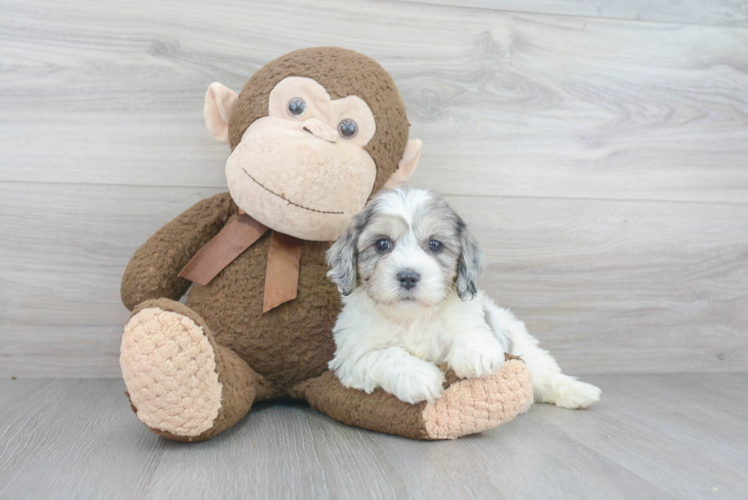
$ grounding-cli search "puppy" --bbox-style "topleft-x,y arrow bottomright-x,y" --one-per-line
326,188 -> 601,409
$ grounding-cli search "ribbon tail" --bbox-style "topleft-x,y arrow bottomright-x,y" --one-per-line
263,232 -> 303,312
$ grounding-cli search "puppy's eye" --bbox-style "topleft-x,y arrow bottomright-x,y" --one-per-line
288,98 -> 306,117
375,238 -> 392,253
338,119 -> 358,138
428,240 -> 443,253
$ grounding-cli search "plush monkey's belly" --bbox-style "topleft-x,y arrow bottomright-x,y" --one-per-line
185,231 -> 340,398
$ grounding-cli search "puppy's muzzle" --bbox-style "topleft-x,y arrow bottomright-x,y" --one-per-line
396,270 -> 420,290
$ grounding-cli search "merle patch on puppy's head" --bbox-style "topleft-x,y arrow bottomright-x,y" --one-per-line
326,188 -> 485,309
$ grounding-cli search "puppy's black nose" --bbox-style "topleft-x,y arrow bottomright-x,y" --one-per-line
397,270 -> 420,290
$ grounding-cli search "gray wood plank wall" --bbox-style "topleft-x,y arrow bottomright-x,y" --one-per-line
1,0 -> 747,377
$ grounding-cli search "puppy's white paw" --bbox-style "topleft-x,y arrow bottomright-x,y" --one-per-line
389,363 -> 445,404
545,376 -> 601,409
447,342 -> 505,379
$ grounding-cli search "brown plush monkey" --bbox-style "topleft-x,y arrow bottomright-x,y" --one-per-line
120,47 -> 533,442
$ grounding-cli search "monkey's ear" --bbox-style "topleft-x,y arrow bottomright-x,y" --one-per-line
384,139 -> 422,190
204,82 -> 239,144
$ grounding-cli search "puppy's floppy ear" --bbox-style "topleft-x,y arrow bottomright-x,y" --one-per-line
455,217 -> 486,300
326,203 -> 376,296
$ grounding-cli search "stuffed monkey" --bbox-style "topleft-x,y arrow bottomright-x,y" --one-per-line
120,47 -> 533,442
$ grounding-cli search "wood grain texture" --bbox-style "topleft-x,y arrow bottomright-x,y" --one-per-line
1,375 -> 747,499
1,0 -> 747,377
409,0 -> 748,27
0,183 -> 224,378
458,195 -> 748,375
1,183 -> 746,377
1,0 -> 747,203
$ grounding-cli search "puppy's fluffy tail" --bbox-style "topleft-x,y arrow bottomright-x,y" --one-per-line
480,293 -> 601,409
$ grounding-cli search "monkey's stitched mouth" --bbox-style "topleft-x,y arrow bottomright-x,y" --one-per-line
242,168 -> 344,215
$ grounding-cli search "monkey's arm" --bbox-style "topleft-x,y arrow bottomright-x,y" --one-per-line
121,192 -> 236,311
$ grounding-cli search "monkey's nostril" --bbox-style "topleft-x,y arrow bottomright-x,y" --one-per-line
302,127 -> 314,135
396,270 -> 420,290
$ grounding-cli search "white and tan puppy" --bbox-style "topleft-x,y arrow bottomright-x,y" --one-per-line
326,188 -> 601,409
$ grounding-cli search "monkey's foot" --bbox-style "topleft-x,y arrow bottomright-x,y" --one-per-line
121,299 -> 259,441
420,356 -> 534,440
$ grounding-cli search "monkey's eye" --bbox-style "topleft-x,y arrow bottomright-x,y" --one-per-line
338,119 -> 358,139
287,98 -> 306,117
428,240 -> 443,253
375,238 -> 392,253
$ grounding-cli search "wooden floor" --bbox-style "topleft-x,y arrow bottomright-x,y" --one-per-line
1,374 -> 746,499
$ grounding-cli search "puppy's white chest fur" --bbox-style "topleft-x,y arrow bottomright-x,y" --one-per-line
328,288 -> 507,404
386,307 -> 449,362
380,293 -> 490,363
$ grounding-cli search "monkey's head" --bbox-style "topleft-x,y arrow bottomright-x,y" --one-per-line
204,47 -> 422,241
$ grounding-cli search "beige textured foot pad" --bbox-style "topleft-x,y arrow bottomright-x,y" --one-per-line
121,307 -> 223,437
421,359 -> 533,440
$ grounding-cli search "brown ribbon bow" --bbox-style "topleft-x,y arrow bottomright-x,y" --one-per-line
178,213 -> 303,312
